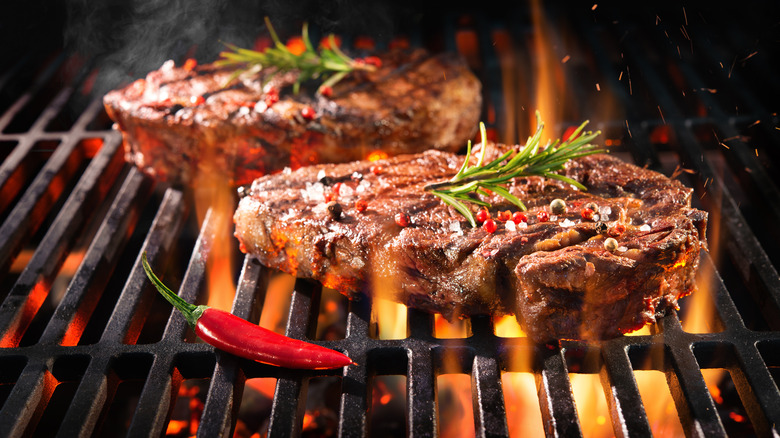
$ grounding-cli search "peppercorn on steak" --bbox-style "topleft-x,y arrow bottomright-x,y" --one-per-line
103,49 -> 481,186
233,145 -> 708,342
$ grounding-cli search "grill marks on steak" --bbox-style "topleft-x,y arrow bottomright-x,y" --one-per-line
233,146 -> 708,341
103,49 -> 481,185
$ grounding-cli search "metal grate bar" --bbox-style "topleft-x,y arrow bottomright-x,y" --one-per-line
198,254 -> 268,437
406,310 -> 437,437
266,280 -> 320,437
37,144 -> 142,346
336,290 -> 371,437
662,318 -> 728,437
0,361 -> 56,436
599,341 -> 653,438
0,135 -> 83,272
125,208 -> 218,437
471,352 -> 509,437
98,188 -> 186,345
50,186 -> 187,436
730,343 -> 780,436
0,53 -> 68,134
536,346 -> 581,437
0,133 -> 123,346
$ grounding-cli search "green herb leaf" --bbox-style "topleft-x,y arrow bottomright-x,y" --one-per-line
425,112 -> 603,226
217,17 -> 376,92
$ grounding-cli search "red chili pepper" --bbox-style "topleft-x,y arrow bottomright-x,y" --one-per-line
141,253 -> 353,369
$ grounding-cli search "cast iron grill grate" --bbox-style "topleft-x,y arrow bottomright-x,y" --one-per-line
1,2 -> 780,437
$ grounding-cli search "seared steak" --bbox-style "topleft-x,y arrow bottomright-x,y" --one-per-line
103,49 -> 481,186
233,146 -> 708,342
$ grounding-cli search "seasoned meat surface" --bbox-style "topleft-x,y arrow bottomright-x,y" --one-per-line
103,49 -> 482,185
233,145 -> 708,342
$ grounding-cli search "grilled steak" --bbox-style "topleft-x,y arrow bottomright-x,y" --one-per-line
103,49 -> 481,186
233,146 -> 708,342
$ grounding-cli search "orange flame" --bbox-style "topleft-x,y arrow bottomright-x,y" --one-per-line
192,161 -> 236,312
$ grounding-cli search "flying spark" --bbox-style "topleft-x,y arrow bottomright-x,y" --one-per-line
740,51 -> 758,62
561,55 -> 570,63
658,105 -> 666,124
618,71 -> 623,81
680,26 -> 690,41
627,65 -> 632,95
592,4 -> 598,11
729,56 -> 736,78
596,83 -> 601,91
748,120 -> 760,128
625,120 -> 632,138
683,7 -> 688,25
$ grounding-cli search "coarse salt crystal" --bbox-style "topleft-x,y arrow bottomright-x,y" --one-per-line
280,208 -> 296,220
283,167 -> 292,175
339,184 -> 355,197
560,218 -> 575,228
302,181 -> 325,202
618,246 -> 628,252
312,203 -> 328,214
639,224 -> 651,232
517,222 -> 528,229
448,221 -> 463,235
505,220 -> 517,231
592,214 -> 600,222
550,215 -> 558,221
356,179 -> 371,193
599,206 -> 612,217
317,169 -> 326,180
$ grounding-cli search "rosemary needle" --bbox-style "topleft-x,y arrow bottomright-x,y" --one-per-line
426,112 -> 602,227
215,17 -> 376,93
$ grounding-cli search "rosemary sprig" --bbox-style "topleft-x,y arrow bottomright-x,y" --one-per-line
426,112 -> 602,227
215,17 -> 376,94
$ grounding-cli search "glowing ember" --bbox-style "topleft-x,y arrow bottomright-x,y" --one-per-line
366,150 -> 389,162
286,37 -> 306,56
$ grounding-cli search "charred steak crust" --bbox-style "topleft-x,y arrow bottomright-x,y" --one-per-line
233,147 -> 708,342
103,49 -> 482,186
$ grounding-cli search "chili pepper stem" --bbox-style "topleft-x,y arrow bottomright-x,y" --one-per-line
141,253 -> 206,329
